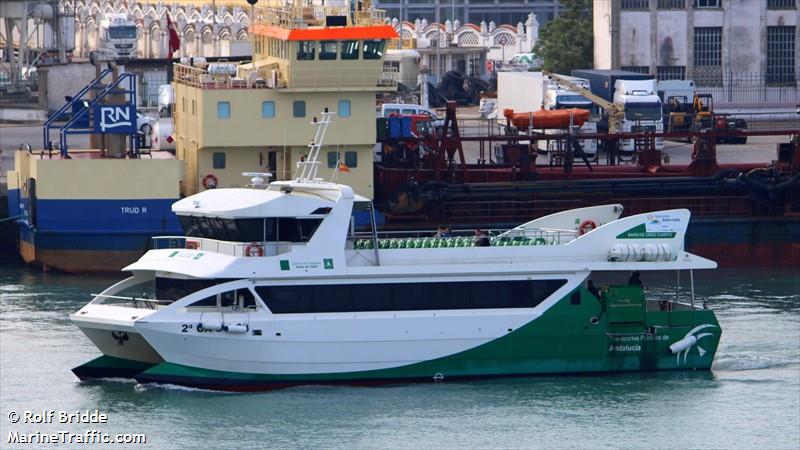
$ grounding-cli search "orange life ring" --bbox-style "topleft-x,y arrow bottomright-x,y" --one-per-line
202,173 -> 218,190
185,240 -> 200,250
245,243 -> 264,257
578,219 -> 597,235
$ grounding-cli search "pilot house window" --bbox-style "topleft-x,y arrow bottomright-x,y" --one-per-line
319,41 -> 337,60
362,39 -> 386,60
297,41 -> 316,60
178,216 -> 323,243
341,40 -> 359,60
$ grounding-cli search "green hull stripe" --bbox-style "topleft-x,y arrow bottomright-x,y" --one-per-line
73,355 -> 157,379
139,288 -> 721,384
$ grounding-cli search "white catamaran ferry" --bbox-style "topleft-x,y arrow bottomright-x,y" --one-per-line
71,113 -> 721,391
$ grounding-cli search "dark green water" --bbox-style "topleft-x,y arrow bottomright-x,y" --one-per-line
1,265 -> 798,449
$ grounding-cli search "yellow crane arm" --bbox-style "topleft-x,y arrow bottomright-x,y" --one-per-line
542,70 -> 625,133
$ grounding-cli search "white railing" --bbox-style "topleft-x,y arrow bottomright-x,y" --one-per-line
151,236 -> 288,257
91,293 -> 171,310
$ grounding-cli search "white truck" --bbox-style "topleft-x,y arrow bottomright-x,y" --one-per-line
613,79 -> 664,153
97,13 -> 138,59
497,71 -> 598,157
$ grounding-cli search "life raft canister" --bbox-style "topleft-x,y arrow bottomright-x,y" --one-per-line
202,173 -> 219,190
245,243 -> 265,257
578,219 -> 597,235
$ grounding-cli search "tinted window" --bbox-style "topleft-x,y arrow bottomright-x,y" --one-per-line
188,287 -> 256,309
256,279 -> 567,314
178,217 -> 265,242
277,218 -> 323,242
363,39 -> 385,60
341,40 -> 359,60
327,151 -> 338,168
319,41 -> 337,60
213,152 -> 226,169
293,100 -> 306,118
156,277 -> 235,301
344,151 -> 358,168
297,41 -> 315,60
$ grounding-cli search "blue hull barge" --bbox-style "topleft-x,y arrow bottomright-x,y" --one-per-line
7,150 -> 182,273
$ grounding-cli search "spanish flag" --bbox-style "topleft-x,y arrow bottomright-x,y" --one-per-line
338,161 -> 350,172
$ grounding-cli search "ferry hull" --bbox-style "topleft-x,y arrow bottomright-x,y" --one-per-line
72,355 -> 158,380
132,289 -> 721,391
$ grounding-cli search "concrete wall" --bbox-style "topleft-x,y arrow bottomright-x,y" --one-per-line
593,0 -> 614,70
39,62 -> 96,112
726,1 -> 762,73
655,10 -> 688,68
598,0 -> 800,83
619,11 -> 651,68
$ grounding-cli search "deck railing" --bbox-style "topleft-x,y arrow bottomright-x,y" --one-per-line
151,236 -> 290,257
254,3 -> 386,29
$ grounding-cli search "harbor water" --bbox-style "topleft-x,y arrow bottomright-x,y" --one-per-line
1,264 -> 798,449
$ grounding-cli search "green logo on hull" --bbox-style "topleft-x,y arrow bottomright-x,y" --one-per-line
617,223 -> 676,239
279,260 -> 290,271
323,258 -> 334,269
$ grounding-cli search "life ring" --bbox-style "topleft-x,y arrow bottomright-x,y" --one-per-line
185,240 -> 200,250
245,243 -> 264,257
202,173 -> 218,190
578,220 -> 597,235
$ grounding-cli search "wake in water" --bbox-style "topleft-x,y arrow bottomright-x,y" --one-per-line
713,354 -> 799,371
134,382 -> 234,394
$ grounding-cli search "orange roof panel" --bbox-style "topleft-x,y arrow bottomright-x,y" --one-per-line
253,25 -> 397,41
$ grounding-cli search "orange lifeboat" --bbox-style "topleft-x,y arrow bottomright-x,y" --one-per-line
503,108 -> 591,129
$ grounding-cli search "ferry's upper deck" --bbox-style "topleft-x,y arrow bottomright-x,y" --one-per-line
173,0 -> 397,92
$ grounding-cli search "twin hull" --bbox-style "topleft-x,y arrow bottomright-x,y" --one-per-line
73,276 -> 722,391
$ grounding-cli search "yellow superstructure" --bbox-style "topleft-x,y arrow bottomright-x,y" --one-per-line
172,0 -> 396,198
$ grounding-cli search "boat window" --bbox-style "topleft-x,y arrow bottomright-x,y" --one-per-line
293,100 -> 306,118
297,41 -> 315,60
362,39 -> 385,60
344,151 -> 358,168
217,101 -> 231,119
383,108 -> 400,116
262,101 -> 276,118
341,40 -> 359,60
338,99 -> 351,117
277,218 -> 323,242
156,277 -> 235,302
255,279 -> 567,314
188,287 -> 257,310
327,151 -> 338,168
213,152 -> 226,169
319,41 -> 337,60
178,217 -> 321,242
178,217 -> 267,242
178,215 -> 202,236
